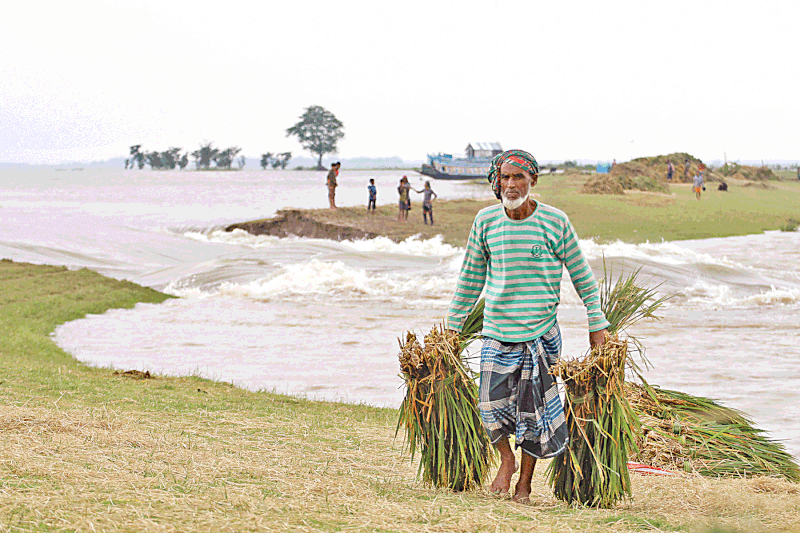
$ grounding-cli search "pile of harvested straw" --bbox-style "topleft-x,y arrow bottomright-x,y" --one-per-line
547,267 -> 669,508
396,303 -> 493,491
628,383 -> 800,481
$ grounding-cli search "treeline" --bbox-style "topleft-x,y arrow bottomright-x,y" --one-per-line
260,152 -> 292,170
125,143 -> 292,171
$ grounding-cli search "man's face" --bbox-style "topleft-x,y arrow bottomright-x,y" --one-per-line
499,162 -> 536,208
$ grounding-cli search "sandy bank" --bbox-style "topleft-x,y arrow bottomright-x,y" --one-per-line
226,173 -> 800,245
225,198 -> 490,246
226,208 -> 380,241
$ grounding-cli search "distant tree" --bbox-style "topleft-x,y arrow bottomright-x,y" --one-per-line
178,153 -> 189,170
286,105 -> 345,170
145,151 -> 163,169
192,142 -> 218,170
161,147 -> 182,170
130,145 -> 145,170
213,146 -> 241,170
237,155 -> 246,170
260,152 -> 273,170
272,152 -> 292,169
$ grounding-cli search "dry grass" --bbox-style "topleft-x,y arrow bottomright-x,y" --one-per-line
2,390 -> 800,532
582,174 -> 625,195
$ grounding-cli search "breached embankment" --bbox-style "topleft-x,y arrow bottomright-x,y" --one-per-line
225,209 -> 379,241
223,198 -> 490,246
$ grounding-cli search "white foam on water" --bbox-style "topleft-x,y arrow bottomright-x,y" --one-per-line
682,280 -> 733,307
682,281 -> 800,308
164,258 -> 456,302
161,281 -> 216,299
744,286 -> 800,306
183,228 -> 279,248
580,238 -> 745,269
341,234 -> 461,257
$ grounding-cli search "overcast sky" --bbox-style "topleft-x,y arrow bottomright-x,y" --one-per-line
2,0 -> 798,164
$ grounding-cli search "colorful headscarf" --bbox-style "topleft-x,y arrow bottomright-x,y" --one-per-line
487,149 -> 539,199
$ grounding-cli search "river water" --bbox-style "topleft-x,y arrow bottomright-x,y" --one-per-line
1,168 -> 798,458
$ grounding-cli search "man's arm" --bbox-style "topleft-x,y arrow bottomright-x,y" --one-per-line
447,218 -> 488,334
558,219 -> 611,335
589,328 -> 608,348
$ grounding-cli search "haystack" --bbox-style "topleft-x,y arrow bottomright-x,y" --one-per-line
718,162 -> 779,181
614,152 -> 706,184
628,383 -> 800,481
582,174 -> 625,195
608,152 -> 719,189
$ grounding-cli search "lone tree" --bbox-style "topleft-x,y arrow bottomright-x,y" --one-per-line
286,105 -> 344,170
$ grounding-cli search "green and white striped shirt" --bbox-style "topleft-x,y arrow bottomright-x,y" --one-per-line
447,202 -> 609,342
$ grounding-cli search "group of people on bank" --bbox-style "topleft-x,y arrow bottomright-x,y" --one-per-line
396,176 -> 437,223
665,158 -> 705,199
326,162 -> 438,223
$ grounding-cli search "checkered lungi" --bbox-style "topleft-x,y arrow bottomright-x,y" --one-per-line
478,322 -> 568,458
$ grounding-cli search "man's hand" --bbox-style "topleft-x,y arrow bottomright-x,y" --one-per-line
589,328 -> 608,348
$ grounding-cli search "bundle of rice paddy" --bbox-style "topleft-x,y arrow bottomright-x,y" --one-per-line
547,336 -> 640,507
628,383 -> 800,481
396,302 -> 493,491
547,266 -> 669,508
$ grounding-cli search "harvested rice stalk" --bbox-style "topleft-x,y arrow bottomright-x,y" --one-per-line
548,335 -> 640,507
547,266 -> 669,508
628,383 -> 800,481
396,305 -> 493,491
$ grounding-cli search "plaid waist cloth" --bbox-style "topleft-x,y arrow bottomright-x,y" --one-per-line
478,323 -> 568,458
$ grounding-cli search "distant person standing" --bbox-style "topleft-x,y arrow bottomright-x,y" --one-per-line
419,181 -> 438,225
326,162 -> 341,209
666,159 -> 674,181
683,158 -> 691,182
397,176 -> 411,221
611,159 -> 617,169
367,178 -> 377,215
693,170 -> 705,200
397,176 -> 420,222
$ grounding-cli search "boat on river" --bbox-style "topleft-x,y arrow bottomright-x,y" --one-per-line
420,142 -> 503,180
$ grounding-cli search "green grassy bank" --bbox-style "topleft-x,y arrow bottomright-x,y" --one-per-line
2,259 -> 800,531
282,173 -> 800,246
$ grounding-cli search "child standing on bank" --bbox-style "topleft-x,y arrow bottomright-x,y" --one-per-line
419,181 -> 437,225
367,179 -> 377,215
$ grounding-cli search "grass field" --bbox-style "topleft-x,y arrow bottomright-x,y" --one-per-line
2,260 -> 800,531
292,173 -> 800,246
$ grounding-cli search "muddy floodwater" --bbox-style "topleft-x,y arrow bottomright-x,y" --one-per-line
1,168 -> 798,458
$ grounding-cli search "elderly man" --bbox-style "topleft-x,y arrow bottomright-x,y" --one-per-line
447,149 -> 609,503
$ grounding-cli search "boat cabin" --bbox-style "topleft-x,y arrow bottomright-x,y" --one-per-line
465,142 -> 503,159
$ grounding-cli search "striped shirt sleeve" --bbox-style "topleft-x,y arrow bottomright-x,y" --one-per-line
447,216 -> 488,333
558,218 -> 610,332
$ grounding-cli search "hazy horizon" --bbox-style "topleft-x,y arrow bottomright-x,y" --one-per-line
2,1 -> 798,165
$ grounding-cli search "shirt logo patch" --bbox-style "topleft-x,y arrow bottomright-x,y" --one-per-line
531,245 -> 544,258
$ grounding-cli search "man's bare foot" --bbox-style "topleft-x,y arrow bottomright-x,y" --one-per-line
512,482 -> 531,504
489,458 -> 518,495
